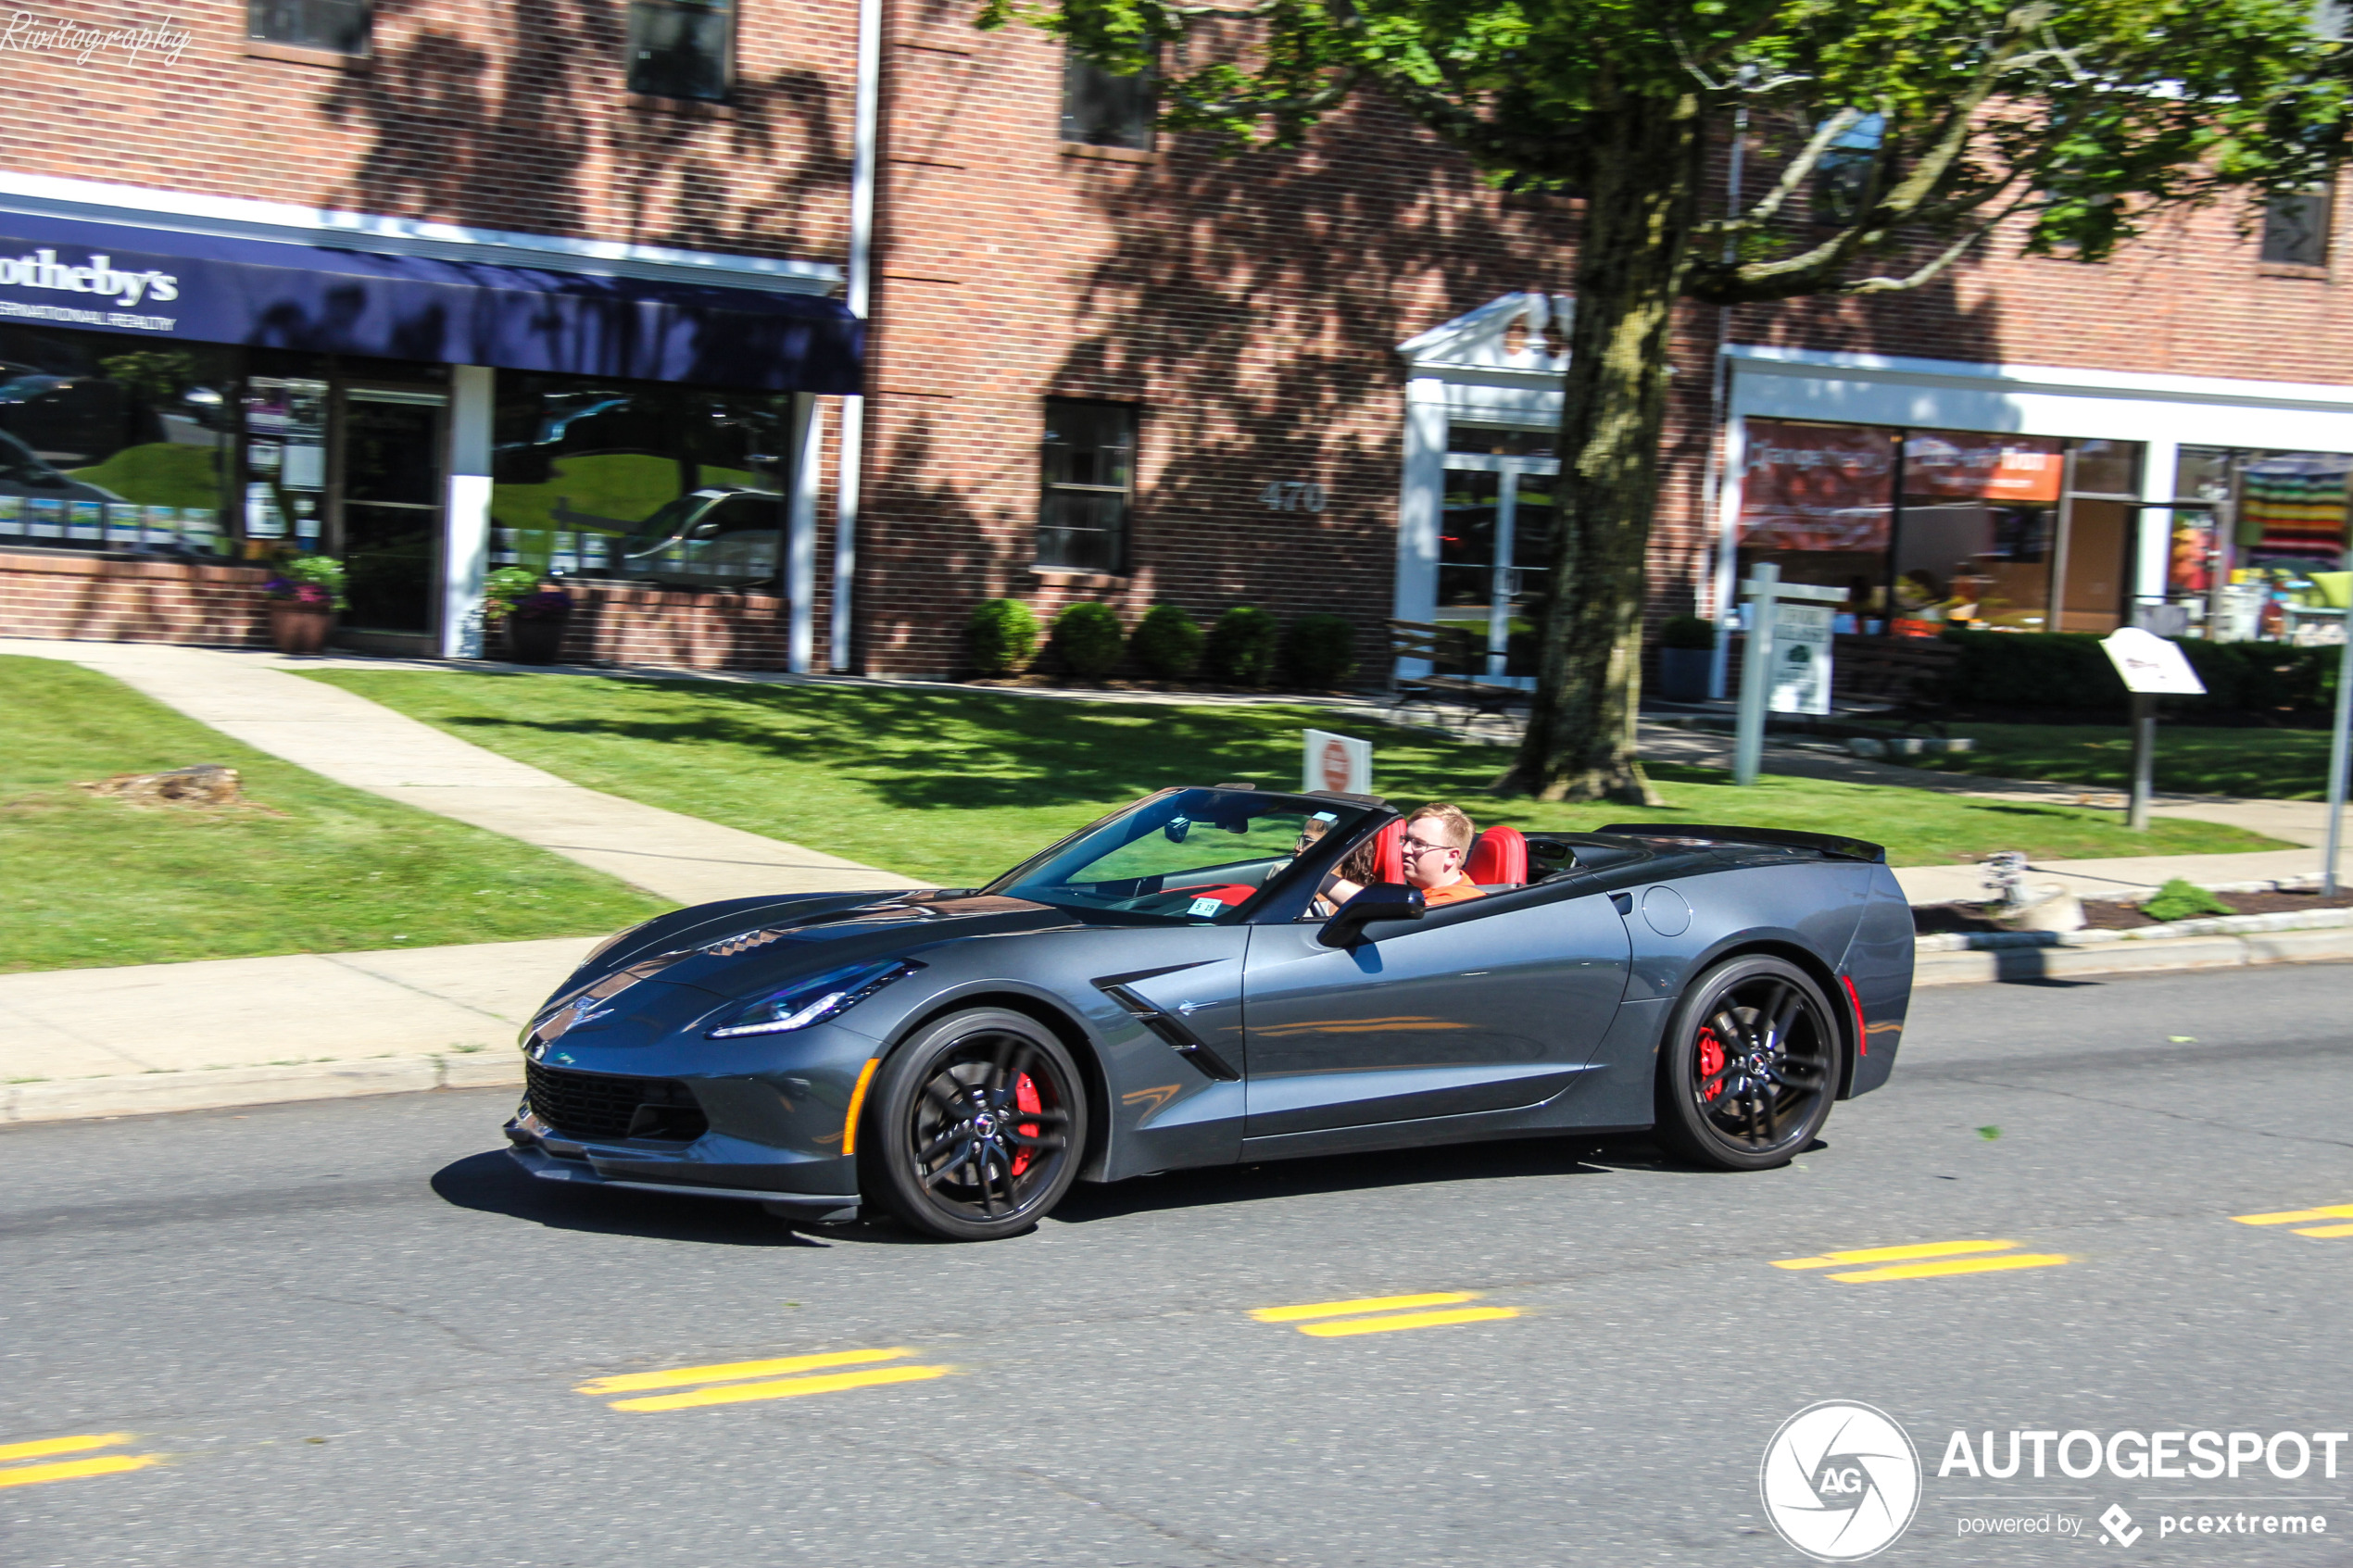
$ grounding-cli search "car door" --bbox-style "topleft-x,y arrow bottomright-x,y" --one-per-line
1240,884 -> 1630,1139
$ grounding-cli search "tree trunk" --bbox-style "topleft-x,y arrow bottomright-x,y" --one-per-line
1499,88 -> 1710,803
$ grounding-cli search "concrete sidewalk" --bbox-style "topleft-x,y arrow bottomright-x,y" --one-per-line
3,638 -> 920,906
0,935 -> 579,1123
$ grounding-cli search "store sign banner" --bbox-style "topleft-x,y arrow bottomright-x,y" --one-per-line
1768,602 -> 1835,715
0,217 -> 863,394
1738,420 -> 1894,552
1903,432 -> 2065,504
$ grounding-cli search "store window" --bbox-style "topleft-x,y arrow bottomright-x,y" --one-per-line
1062,45 -> 1156,150
1734,420 -> 1896,626
1037,400 -> 1137,571
0,328 -> 235,558
490,374 -> 792,590
247,0 -> 369,54
629,0 -> 732,101
2171,445 -> 2349,643
1891,430 -> 2067,632
2261,185 -> 2333,268
1736,420 -> 2147,636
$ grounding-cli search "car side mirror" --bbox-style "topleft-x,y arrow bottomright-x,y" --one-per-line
1319,882 -> 1425,947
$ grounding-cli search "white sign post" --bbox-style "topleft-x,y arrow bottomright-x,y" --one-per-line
1734,565 -> 1847,785
1302,729 -> 1371,796
2100,627 -> 2207,832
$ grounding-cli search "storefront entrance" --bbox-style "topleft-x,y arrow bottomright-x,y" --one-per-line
244,367 -> 447,650
1440,433 -> 1556,679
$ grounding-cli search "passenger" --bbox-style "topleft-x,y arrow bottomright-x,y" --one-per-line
1319,801 -> 1489,910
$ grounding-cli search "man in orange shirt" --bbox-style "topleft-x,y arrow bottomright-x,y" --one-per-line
1397,802 -> 1487,907
1320,802 -> 1488,910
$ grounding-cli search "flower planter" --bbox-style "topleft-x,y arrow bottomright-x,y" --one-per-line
268,602 -> 333,656
1654,646 -> 1713,702
504,617 -> 570,665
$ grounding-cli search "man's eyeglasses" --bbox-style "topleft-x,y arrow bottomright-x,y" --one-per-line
1400,837 -> 1460,858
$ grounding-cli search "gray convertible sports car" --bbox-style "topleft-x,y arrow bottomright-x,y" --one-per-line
505,784 -> 1914,1241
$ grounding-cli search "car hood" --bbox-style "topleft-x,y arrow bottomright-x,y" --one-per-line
538,888 -> 1086,1022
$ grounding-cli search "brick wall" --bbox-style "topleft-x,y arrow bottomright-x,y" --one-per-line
553,582 -> 794,671
0,0 -> 858,267
0,550 -> 272,646
853,13 -> 1583,678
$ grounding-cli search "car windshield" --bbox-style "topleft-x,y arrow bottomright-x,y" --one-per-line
987,788 -> 1374,922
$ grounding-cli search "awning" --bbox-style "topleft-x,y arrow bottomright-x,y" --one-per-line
0,210 -> 861,395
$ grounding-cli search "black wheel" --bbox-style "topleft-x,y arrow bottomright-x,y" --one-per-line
1654,956 -> 1839,1171
862,1009 -> 1088,1241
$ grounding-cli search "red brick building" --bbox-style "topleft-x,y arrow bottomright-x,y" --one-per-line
0,0 -> 2345,678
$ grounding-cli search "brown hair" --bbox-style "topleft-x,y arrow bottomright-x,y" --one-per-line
1403,802 -> 1475,851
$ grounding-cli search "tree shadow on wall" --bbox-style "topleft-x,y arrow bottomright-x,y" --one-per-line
312,0 -> 848,261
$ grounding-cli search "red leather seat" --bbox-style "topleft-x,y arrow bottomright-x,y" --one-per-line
1368,819 -> 1405,885
1464,824 -> 1528,886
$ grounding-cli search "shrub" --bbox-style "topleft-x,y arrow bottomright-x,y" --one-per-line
1129,604 -> 1204,680
967,599 -> 1038,676
2142,877 -> 2234,923
1936,630 -> 2334,720
1657,614 -> 1716,651
1205,606 -> 1281,685
482,566 -> 541,623
1283,612 -> 1358,688
1052,601 -> 1126,679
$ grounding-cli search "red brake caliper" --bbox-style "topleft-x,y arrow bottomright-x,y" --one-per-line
1010,1073 -> 1043,1175
1696,1026 -> 1726,1103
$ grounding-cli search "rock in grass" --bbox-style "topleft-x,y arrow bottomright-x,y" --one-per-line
78,764 -> 245,809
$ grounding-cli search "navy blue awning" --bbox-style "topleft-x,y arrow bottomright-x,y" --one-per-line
0,210 -> 861,395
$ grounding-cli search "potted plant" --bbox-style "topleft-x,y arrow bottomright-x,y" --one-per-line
261,555 -> 346,656
1654,614 -> 1717,702
502,583 -> 574,664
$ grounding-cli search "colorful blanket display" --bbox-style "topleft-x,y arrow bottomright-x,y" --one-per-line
2238,454 -> 2349,560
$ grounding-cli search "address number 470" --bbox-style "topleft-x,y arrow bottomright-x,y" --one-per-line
1260,481 -> 1327,513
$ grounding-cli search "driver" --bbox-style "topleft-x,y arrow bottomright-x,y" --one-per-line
1319,802 -> 1488,910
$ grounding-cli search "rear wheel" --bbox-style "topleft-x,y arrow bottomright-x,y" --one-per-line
1654,956 -> 1839,1171
862,1009 -> 1088,1242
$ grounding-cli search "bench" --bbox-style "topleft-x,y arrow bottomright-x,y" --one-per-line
1387,620 -> 1532,729
1831,633 -> 1958,734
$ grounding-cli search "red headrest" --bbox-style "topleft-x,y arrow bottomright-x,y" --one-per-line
1369,819 -> 1405,885
1464,824 -> 1527,886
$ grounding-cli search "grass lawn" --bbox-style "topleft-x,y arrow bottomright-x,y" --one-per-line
0,658 -> 668,973
297,670 -> 2286,884
1894,722 -> 2340,800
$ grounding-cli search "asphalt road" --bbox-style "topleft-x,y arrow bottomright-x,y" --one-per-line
5,963 -> 2352,1568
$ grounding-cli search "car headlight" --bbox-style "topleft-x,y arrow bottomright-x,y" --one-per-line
706,960 -> 922,1039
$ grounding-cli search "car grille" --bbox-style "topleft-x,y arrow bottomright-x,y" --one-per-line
525,1061 -> 709,1142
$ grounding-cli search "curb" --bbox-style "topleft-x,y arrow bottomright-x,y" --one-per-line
1,1050 -> 521,1126
1915,925 -> 2353,987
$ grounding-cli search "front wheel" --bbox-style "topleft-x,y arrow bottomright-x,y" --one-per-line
862,1009 -> 1088,1241
1654,956 -> 1840,1171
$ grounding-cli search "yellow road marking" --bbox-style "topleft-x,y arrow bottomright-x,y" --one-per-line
0,1433 -> 134,1464
608,1363 -> 950,1411
0,1454 -> 161,1489
1251,1292 -> 1477,1323
2294,1223 -> 2353,1237
1828,1253 -> 2070,1284
2233,1203 -> 2353,1227
577,1348 -> 912,1396
1774,1240 -> 2020,1270
1296,1307 -> 1520,1337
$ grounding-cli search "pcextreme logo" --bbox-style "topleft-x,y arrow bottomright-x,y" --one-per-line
1760,1401 -> 1922,1562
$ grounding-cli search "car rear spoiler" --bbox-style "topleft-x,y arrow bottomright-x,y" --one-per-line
1592,823 -> 1886,864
